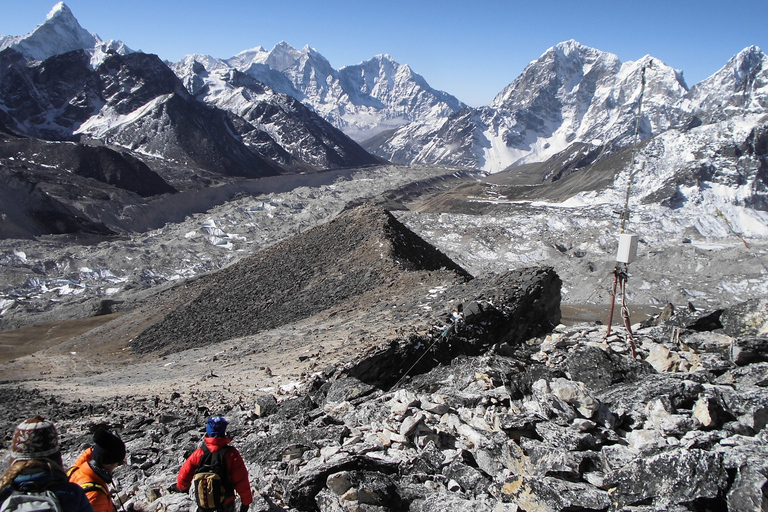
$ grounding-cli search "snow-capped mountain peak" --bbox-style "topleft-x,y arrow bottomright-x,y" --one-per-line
0,2 -> 98,61
227,46 -> 267,67
0,2 -> 133,67
683,45 -> 768,123
205,41 -> 465,141
373,40 -> 700,172
491,40 -> 622,110
45,1 -> 74,22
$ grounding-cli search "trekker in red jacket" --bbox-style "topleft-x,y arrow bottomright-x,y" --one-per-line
176,416 -> 252,512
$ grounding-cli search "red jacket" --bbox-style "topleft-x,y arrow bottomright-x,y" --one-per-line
177,437 -> 253,506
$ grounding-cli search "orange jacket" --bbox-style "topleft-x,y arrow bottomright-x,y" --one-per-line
177,437 -> 253,506
68,447 -> 114,512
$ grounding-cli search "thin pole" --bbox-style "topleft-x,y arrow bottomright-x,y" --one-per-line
621,62 -> 649,234
605,270 -> 619,338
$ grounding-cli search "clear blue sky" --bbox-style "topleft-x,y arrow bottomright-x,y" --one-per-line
2,0 -> 766,107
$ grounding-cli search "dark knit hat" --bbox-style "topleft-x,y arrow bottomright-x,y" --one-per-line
91,429 -> 126,465
206,416 -> 228,437
10,416 -> 60,462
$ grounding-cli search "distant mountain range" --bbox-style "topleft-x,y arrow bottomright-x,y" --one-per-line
1,2 -> 767,239
370,41 -> 768,173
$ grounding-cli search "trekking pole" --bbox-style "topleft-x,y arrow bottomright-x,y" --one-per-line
111,474 -> 129,512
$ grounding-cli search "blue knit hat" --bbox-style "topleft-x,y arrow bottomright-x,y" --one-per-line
206,416 -> 228,437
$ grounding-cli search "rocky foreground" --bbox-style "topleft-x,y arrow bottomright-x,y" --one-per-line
2,294 -> 767,511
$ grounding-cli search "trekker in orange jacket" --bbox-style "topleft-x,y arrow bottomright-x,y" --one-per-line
176,417 -> 252,512
68,429 -> 126,512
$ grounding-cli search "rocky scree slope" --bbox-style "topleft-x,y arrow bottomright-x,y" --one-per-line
0,299 -> 766,512
0,166 -> 478,333
129,204 -> 475,356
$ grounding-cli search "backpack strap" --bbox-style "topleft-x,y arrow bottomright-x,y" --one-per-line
66,465 -> 110,498
80,482 -> 110,497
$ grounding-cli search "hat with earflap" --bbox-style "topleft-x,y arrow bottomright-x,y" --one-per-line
206,416 -> 228,438
91,429 -> 126,466
10,416 -> 61,465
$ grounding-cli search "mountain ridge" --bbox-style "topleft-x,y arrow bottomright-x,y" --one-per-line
130,204 -> 472,355
371,40 -> 759,173
3,3 -> 766,173
1,2 -> 767,254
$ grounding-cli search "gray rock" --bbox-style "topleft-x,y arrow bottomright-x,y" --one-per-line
314,488 -> 346,512
283,454 -> 399,510
720,298 -> 768,338
692,390 -> 733,429
254,394 -> 278,418
409,493 -> 499,512
603,448 -> 729,508
442,457 -> 491,495
597,375 -> 705,428
600,444 -> 637,472
325,377 -> 378,404
533,422 -> 600,451
564,345 -> 655,393
731,337 -> 768,365
521,438 -> 597,479
399,440 -> 444,476
496,475 -> 611,511
727,465 -> 768,512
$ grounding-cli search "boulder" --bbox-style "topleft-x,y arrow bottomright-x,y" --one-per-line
720,298 -> 768,338
603,448 -> 729,508
497,475 -> 612,511
727,465 -> 768,512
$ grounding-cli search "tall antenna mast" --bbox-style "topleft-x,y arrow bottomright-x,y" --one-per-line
605,60 -> 651,352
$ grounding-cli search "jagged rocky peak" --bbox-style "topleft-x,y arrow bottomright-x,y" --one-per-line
217,40 -> 464,141
0,2 -> 98,61
340,53 -> 464,112
262,41 -> 333,76
618,54 -> 688,98
685,45 -> 768,121
369,38 -> 700,172
491,39 -> 622,110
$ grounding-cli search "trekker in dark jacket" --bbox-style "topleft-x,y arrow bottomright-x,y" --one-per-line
0,416 -> 93,512
176,416 -> 252,512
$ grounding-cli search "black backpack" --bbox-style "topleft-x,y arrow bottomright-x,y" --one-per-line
192,445 -> 232,511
